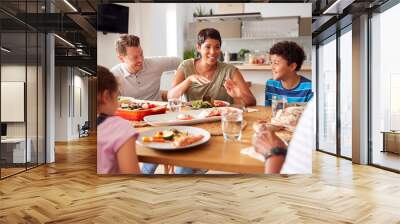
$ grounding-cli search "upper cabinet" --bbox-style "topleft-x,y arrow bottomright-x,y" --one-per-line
299,17 -> 312,36
188,20 -> 242,39
187,3 -> 311,40
188,16 -> 311,40
218,3 -> 244,14
242,16 -> 299,39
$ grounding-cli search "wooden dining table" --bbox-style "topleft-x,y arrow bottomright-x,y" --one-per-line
135,106 -> 292,174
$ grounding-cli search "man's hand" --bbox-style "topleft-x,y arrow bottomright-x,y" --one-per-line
253,130 -> 287,156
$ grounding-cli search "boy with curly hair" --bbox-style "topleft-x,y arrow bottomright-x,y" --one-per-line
265,41 -> 313,106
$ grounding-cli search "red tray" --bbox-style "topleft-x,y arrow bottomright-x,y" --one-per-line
115,107 -> 167,121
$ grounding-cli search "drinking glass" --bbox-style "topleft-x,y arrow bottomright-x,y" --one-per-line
271,95 -> 287,118
221,108 -> 243,141
168,98 -> 182,112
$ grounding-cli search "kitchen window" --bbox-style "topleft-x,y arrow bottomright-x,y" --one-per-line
370,2 -> 400,171
339,26 -> 352,159
317,35 -> 337,155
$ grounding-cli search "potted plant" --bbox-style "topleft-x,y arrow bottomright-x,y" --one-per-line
238,48 -> 250,61
193,5 -> 205,17
183,48 -> 196,60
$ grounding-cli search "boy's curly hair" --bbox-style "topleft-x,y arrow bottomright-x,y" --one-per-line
269,41 -> 306,71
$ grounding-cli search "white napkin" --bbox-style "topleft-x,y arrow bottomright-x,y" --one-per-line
245,108 -> 259,113
240,146 -> 265,162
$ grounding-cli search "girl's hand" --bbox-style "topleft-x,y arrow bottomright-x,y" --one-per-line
188,75 -> 211,85
224,78 -> 241,98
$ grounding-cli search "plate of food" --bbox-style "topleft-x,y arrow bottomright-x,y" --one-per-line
144,108 -> 224,126
271,106 -> 305,132
115,97 -> 167,121
190,99 -> 230,109
136,126 -> 211,150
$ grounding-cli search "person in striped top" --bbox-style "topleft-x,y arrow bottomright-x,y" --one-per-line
265,41 -> 313,106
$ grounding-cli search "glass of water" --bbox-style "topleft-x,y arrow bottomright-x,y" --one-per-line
168,98 -> 182,112
271,95 -> 287,118
221,108 -> 243,141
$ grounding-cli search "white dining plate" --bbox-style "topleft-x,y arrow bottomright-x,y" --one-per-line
143,108 -> 222,126
136,126 -> 211,150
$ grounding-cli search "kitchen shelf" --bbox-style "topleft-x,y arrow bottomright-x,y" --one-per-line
235,64 -> 312,71
223,36 -> 311,41
187,36 -> 311,42
194,12 -> 262,21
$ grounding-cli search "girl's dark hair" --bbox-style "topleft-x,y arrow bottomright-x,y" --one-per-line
197,28 -> 222,46
97,65 -> 118,96
269,41 -> 306,71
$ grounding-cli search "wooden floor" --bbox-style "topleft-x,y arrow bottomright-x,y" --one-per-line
0,135 -> 400,223
1,167 -> 26,177
372,150 -> 400,171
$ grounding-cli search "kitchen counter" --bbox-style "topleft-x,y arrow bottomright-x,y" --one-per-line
235,63 -> 312,71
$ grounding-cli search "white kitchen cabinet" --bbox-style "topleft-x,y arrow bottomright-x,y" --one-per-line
188,21 -> 241,39
244,3 -> 311,18
242,17 -> 299,39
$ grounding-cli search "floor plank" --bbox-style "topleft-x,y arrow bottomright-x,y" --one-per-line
0,135 -> 399,223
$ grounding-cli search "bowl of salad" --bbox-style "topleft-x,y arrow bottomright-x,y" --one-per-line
115,100 -> 167,121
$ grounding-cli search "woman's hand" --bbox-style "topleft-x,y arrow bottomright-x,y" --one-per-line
225,69 -> 256,106
188,75 -> 211,85
223,78 -> 242,98
253,129 -> 287,156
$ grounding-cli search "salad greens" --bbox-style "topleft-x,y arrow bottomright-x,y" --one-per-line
191,100 -> 213,109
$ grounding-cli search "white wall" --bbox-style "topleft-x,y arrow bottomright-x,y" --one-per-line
1,65 -> 26,139
176,4 -> 186,59
1,64 -> 46,163
97,3 -> 141,69
55,67 -> 68,141
54,67 -> 89,141
97,3 -> 185,69
72,74 -> 89,138
1,65 -> 38,136
97,32 -> 122,69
